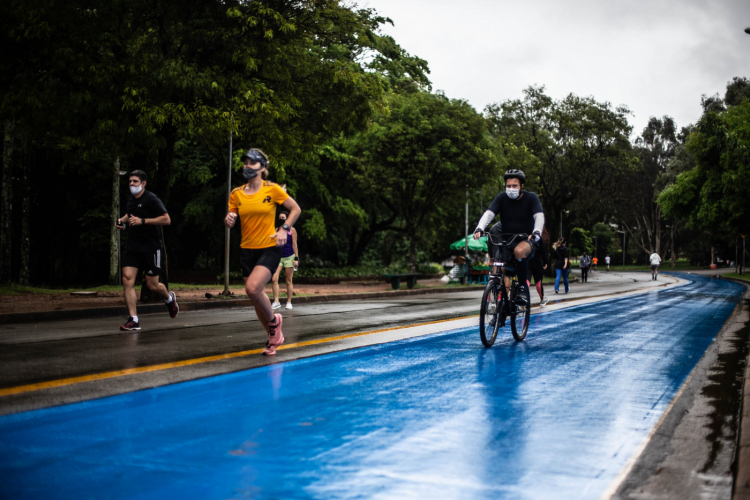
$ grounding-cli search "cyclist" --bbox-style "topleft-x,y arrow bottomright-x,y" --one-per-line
473,169 -> 545,303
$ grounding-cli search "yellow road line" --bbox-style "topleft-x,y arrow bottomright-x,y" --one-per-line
0,315 -> 477,397
0,278 -> 679,398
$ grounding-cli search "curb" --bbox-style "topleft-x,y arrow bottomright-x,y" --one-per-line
731,280 -> 750,500
0,285 -> 486,326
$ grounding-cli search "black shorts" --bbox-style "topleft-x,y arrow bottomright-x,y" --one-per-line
240,247 -> 281,277
503,238 -> 538,264
122,248 -> 163,277
651,264 -> 659,271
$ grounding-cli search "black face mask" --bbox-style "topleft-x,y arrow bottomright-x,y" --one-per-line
242,167 -> 260,181
278,218 -> 287,225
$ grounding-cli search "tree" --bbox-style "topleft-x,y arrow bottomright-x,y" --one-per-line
659,80 -> 750,267
485,86 -> 638,243
616,116 -> 678,258
348,91 -> 496,272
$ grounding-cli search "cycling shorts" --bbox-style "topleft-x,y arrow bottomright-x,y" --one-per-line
240,246 -> 281,277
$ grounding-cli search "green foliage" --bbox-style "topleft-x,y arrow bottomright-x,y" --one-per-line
485,86 -> 638,241
569,227 -> 594,256
301,208 -> 327,242
659,100 -> 750,236
591,223 -> 615,255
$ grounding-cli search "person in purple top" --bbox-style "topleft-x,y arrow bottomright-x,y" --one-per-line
271,211 -> 299,310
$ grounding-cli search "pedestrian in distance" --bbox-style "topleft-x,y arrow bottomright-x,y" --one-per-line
115,170 -> 179,331
225,149 -> 301,356
579,251 -> 591,283
649,252 -> 662,280
529,225 -> 550,306
592,256 -> 598,271
605,254 -> 611,271
553,238 -> 570,293
271,210 -> 299,311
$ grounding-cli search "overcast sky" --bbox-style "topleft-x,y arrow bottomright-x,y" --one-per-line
363,0 -> 750,137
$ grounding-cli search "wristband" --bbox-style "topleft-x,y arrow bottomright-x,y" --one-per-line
141,218 -> 146,225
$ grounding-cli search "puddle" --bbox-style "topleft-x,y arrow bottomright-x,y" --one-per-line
700,299 -> 750,473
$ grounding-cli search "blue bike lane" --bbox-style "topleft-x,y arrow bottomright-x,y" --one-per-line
0,274 -> 745,499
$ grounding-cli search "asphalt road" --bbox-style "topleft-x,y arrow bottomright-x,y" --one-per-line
0,271 -> 669,415
0,273 -> 744,500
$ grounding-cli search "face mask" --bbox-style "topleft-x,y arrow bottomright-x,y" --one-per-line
242,167 -> 260,181
506,188 -> 520,199
130,185 -> 143,195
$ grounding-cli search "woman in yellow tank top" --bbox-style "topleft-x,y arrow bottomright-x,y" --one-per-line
225,149 -> 301,356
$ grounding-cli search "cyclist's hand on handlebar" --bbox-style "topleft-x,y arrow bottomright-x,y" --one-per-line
473,230 -> 483,240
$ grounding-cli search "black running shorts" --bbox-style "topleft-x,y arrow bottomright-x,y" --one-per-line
240,246 -> 282,277
122,248 -> 163,277
651,264 -> 659,271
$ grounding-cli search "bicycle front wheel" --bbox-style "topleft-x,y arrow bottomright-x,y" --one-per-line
510,283 -> 530,341
479,279 -> 501,347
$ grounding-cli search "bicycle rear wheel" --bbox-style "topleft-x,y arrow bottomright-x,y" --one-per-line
479,279 -> 501,347
510,283 -> 530,341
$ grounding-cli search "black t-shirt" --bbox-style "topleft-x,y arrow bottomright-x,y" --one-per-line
554,246 -> 570,269
124,190 -> 168,252
487,191 -> 543,238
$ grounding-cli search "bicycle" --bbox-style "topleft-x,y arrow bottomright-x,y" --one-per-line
479,232 -> 532,346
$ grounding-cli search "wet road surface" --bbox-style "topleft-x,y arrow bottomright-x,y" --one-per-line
0,274 -> 743,499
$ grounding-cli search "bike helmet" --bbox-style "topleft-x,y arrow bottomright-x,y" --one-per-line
503,169 -> 525,183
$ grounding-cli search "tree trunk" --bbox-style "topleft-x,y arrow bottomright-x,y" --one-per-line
670,223 -> 676,268
1,120 -> 13,283
19,137 -> 30,285
711,245 -> 715,266
155,125 -> 177,205
407,231 -> 417,273
109,156 -> 121,285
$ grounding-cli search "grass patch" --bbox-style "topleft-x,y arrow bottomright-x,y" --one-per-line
0,282 -> 220,296
722,273 -> 750,283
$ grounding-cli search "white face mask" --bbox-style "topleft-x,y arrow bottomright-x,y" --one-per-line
506,188 -> 520,199
130,185 -> 143,195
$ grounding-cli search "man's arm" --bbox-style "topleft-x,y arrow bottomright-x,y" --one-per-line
128,213 -> 170,226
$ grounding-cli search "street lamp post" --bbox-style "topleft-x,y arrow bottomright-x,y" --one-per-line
222,130 -> 233,296
464,185 -> 469,280
117,169 -> 128,285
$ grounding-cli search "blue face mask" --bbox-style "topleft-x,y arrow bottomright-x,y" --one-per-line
506,188 -> 520,199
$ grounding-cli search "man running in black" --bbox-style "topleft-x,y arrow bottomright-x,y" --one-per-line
473,169 -> 545,303
116,170 -> 178,330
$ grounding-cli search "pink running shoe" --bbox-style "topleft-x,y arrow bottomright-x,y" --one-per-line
262,313 -> 285,356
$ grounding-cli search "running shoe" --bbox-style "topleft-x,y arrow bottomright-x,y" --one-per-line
120,317 -> 141,331
540,296 -> 549,306
285,302 -> 293,310
271,301 -> 281,310
263,313 -> 285,356
165,291 -> 179,318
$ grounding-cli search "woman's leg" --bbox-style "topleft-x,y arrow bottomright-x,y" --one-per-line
245,267 -> 274,328
563,268 -> 570,292
555,269 -> 561,292
535,279 -> 544,299
271,265 -> 282,303
284,267 -> 294,304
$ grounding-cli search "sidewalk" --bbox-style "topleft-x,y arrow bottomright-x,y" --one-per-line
0,279 -> 486,324
0,269 -> 677,325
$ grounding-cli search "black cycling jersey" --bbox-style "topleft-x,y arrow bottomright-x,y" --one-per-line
487,191 -> 543,237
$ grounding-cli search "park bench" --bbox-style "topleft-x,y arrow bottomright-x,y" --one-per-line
382,273 -> 420,290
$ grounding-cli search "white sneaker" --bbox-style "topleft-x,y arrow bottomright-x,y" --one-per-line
285,302 -> 293,310
540,296 -> 549,306
272,301 -> 281,310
